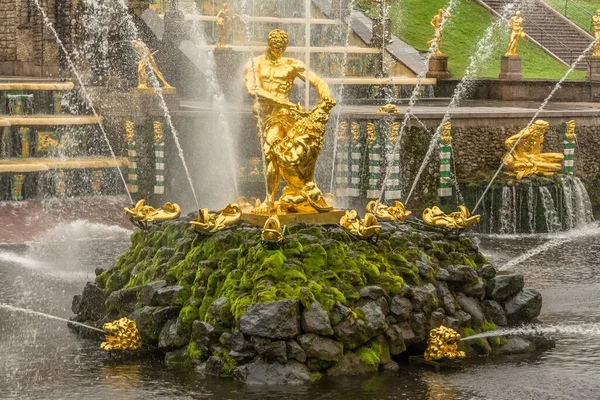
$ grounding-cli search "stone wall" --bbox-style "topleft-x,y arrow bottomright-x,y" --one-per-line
0,0 -> 17,62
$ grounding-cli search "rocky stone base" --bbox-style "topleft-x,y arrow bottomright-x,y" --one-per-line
71,218 -> 548,384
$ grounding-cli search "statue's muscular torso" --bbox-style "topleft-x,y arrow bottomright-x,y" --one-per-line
253,56 -> 303,102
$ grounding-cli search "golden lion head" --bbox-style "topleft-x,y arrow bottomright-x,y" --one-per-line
101,317 -> 142,351
424,325 -> 466,361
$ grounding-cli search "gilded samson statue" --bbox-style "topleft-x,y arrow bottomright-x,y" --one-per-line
502,120 -> 564,180
505,11 -> 525,57
427,8 -> 451,55
245,29 -> 336,214
593,10 -> 600,57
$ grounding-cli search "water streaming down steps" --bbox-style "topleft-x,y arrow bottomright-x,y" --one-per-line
464,175 -> 593,234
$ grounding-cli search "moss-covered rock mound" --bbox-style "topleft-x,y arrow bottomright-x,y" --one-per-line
71,217 -> 548,384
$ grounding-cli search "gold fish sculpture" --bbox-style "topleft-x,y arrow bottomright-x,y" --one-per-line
190,203 -> 242,233
124,199 -> 181,226
424,325 -> 466,361
340,210 -> 382,238
365,200 -> 412,223
101,317 -> 142,351
422,205 -> 480,230
261,215 -> 284,244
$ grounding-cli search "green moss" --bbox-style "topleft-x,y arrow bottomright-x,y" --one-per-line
356,344 -> 381,366
179,303 -> 199,328
187,341 -> 203,360
482,320 -> 497,332
380,272 -> 404,295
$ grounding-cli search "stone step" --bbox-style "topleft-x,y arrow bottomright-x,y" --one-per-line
0,157 -> 127,173
0,115 -> 102,126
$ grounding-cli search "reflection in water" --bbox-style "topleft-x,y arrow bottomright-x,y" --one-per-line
1,224 -> 600,398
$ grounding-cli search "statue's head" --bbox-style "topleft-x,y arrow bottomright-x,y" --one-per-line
223,2 -> 229,9
532,120 -> 549,137
267,29 -> 289,59
516,11 -> 521,17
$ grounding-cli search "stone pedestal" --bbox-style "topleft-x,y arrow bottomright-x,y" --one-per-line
213,47 -> 238,100
587,57 -> 600,81
426,55 -> 450,79
499,56 -> 522,80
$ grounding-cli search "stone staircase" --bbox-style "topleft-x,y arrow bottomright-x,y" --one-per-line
476,0 -> 593,70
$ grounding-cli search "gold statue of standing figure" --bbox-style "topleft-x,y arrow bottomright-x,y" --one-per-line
131,40 -> 173,89
505,11 -> 525,57
245,29 -> 335,215
427,8 -> 452,55
215,3 -> 240,49
502,120 -> 564,180
592,10 -> 600,57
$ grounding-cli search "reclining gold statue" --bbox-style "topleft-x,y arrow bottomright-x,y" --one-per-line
124,199 -> 181,226
245,29 -> 335,215
422,205 -> 480,230
502,120 -> 563,180
190,203 -> 242,233
365,200 -> 411,223
340,210 -> 382,238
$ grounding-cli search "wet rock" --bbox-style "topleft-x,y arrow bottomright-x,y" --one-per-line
488,275 -> 525,302
234,360 -> 312,385
72,283 -> 105,321
155,285 -> 187,307
230,330 -> 251,352
382,360 -> 400,373
384,324 -> 406,355
334,301 -> 387,348
286,340 -> 307,363
444,265 -> 479,282
456,294 -> 485,327
435,268 -> 451,281
159,318 -> 190,349
412,285 -> 435,314
483,300 -> 507,326
106,286 -> 139,313
207,297 -> 233,328
302,301 -> 333,336
374,296 -> 389,315
430,308 -> 445,329
525,334 -> 555,351
461,277 -> 486,300
399,284 -> 414,298
415,261 -> 434,279
263,341 -> 287,364
477,264 -> 496,279
361,301 -> 387,333
229,349 -> 256,363
129,306 -> 180,340
359,285 -> 386,300
389,296 -> 412,321
138,280 -> 167,306
443,315 -> 461,331
206,356 -> 225,377
165,347 -> 189,365
398,321 -> 417,344
455,309 -> 472,326
251,336 -> 271,354
219,332 -> 232,347
435,282 -> 456,315
500,337 -> 535,355
330,301 -> 351,326
411,313 -> 428,341
326,352 -> 378,376
505,289 -> 542,325
191,321 -> 216,346
240,299 -> 300,339
298,333 -> 342,362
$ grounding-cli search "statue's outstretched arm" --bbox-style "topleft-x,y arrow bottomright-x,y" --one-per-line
294,60 -> 331,99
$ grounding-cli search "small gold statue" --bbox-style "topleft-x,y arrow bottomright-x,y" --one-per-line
101,317 -> 142,351
427,8 -> 452,55
131,40 -> 173,90
215,3 -> 240,49
593,10 -> 600,57
340,210 -> 382,238
440,122 -> 452,145
505,11 -> 525,57
424,325 -> 466,361
422,205 -> 480,230
502,120 -> 564,180
261,215 -> 284,244
565,120 -> 576,142
245,29 -> 335,215
124,200 -> 181,226
236,196 -> 261,213
190,203 -> 242,233
377,104 -> 400,114
365,200 -> 412,222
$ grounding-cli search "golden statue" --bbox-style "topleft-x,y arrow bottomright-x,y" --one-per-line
424,326 -> 466,361
505,11 -> 525,57
440,122 -> 452,145
593,10 -> 600,57
377,104 -> 400,114
236,196 -> 261,213
502,120 -> 564,180
422,205 -> 480,230
131,40 -> 173,90
245,29 -> 335,215
365,200 -> 411,222
124,200 -> 181,227
340,210 -> 382,238
190,203 -> 242,233
261,215 -> 284,244
215,3 -> 240,49
565,120 -> 576,142
427,8 -> 452,55
101,317 -> 142,351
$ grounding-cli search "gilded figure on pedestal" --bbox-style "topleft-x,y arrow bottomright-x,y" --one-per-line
427,8 -> 452,55
215,3 -> 240,48
244,29 -> 336,215
592,10 -> 600,57
506,11 -> 525,57
131,40 -> 173,89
